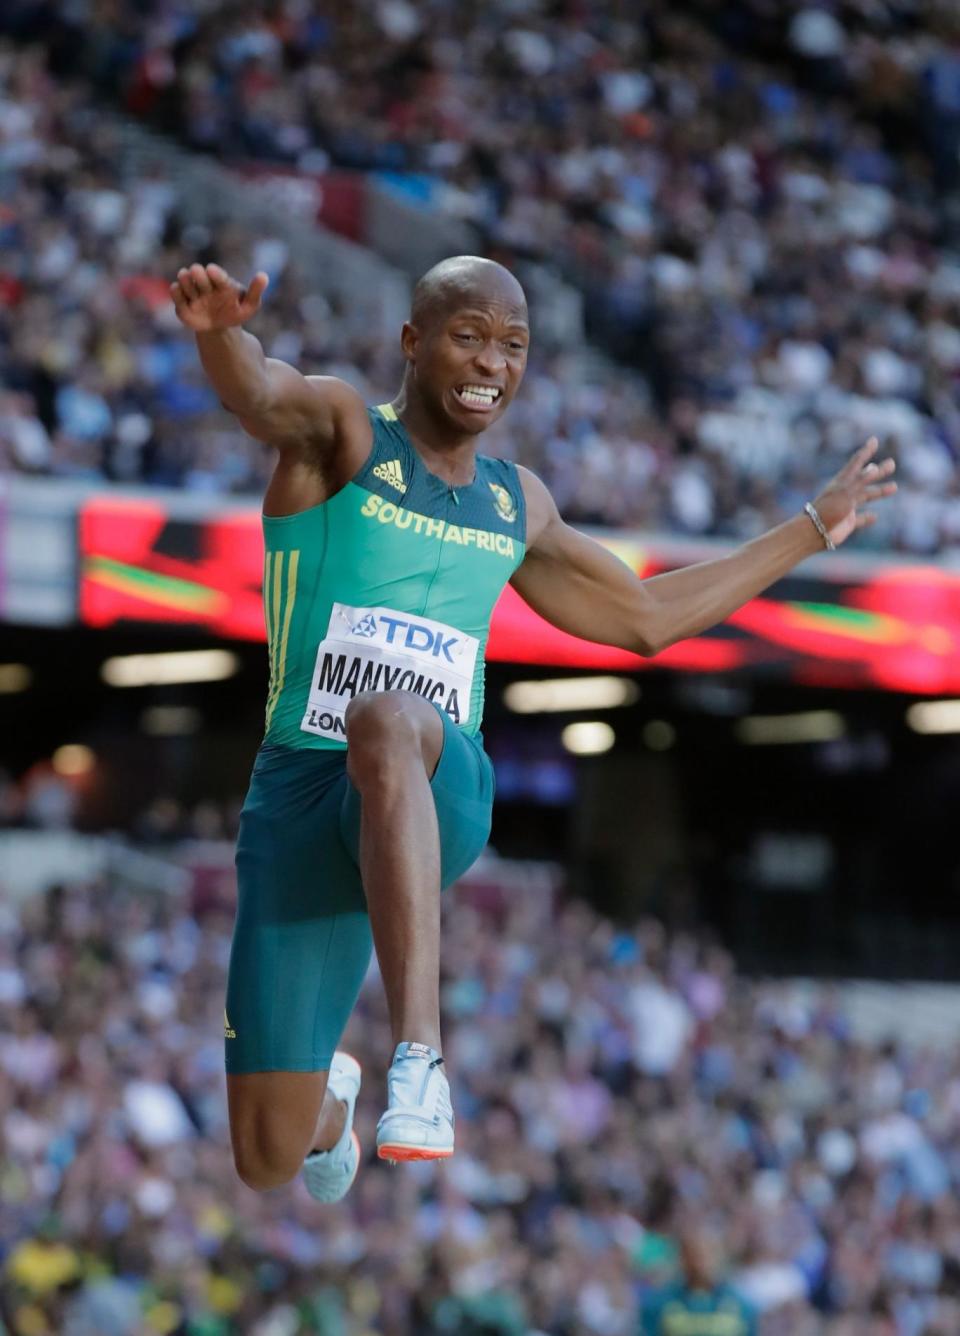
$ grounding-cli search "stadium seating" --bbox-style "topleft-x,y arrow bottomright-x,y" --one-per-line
1,6 -> 959,552
3,817 -> 960,1333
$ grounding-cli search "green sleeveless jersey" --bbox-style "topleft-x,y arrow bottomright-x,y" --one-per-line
261,404 -> 527,750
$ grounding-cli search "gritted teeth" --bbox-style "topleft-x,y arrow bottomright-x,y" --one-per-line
455,384 -> 502,407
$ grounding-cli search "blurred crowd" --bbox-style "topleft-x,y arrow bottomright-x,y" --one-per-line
5,850 -> 960,1335
4,0 -> 960,552
0,42 -> 397,499
0,38 -> 675,530
2,5 -> 960,550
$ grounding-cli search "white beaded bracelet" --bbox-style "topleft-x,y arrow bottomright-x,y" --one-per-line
804,501 -> 835,551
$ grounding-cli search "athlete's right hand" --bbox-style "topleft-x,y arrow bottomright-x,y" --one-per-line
169,263 -> 269,332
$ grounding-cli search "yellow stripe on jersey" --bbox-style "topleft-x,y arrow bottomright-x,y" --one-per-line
272,548 -> 283,654
263,550 -> 284,724
265,549 -> 299,730
263,551 -> 275,668
377,403 -> 398,421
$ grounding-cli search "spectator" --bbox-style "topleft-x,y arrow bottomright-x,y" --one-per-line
641,1223 -> 758,1335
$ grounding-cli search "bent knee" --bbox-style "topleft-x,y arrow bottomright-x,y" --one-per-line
233,1144 -> 302,1192
345,692 -> 434,775
227,1071 -> 327,1191
231,1111 -> 310,1192
345,690 -> 423,741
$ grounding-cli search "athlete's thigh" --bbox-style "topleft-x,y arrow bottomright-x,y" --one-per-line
428,710 -> 496,886
340,705 -> 495,890
226,749 -> 373,1075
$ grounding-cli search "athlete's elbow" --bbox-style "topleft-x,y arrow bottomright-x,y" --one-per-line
632,605 -> 669,657
633,630 -> 667,658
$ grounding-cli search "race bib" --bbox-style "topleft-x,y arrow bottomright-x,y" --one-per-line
301,603 -> 480,741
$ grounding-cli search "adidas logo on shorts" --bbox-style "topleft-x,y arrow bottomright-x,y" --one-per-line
373,459 -> 406,493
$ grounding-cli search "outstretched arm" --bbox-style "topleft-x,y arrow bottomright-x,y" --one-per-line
512,440 -> 897,657
170,262 -> 369,455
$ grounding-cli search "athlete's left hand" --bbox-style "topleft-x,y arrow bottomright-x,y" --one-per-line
811,437 -> 897,548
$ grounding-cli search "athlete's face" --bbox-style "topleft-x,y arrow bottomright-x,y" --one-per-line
404,296 -> 530,435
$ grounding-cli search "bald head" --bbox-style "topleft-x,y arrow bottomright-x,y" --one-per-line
411,256 -> 527,329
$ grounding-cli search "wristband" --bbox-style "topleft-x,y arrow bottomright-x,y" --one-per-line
804,501 -> 835,551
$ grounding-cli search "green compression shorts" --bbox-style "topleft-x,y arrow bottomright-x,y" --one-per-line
225,706 -> 494,1074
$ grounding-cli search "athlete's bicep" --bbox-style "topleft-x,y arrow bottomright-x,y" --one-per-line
253,376 -> 373,517
233,366 -> 370,460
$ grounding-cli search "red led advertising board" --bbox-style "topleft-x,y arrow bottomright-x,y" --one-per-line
79,497 -> 960,694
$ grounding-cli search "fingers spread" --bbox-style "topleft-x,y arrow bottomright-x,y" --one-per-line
206,263 -> 230,289
863,482 -> 897,502
856,511 -> 878,529
848,436 -> 879,474
861,458 -> 895,481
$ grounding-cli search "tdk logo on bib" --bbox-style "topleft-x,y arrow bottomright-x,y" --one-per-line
380,616 -> 459,662
302,602 -> 480,743
348,612 -> 458,661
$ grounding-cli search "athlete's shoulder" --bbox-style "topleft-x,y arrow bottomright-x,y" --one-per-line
303,374 -> 367,410
508,463 -> 557,545
510,462 -> 551,501
298,374 -> 372,456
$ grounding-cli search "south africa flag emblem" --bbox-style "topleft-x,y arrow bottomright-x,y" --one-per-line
489,483 -> 517,523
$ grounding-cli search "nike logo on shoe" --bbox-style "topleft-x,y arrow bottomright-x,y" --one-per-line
377,1041 -> 454,1163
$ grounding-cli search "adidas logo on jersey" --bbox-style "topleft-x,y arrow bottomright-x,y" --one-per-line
373,459 -> 406,493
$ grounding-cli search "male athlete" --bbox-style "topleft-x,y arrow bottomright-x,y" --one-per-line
170,255 -> 896,1203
